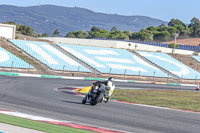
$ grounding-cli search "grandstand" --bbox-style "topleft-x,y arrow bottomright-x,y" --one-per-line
57,43 -> 169,77
192,56 -> 200,63
9,40 -> 91,72
0,36 -> 199,82
136,51 -> 200,79
0,46 -> 33,69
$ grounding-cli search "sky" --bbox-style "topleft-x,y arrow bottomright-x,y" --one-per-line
0,0 -> 199,24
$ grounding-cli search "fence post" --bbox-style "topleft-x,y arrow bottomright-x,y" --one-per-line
138,70 -> 141,80
28,63 -> 30,73
62,65 -> 65,76
11,61 -> 14,72
94,68 -> 96,78
181,74 -> 183,83
77,66 -> 80,77
109,68 -> 112,77
124,69 -> 126,80
153,71 -> 155,81
167,73 -> 169,83
195,75 -> 198,84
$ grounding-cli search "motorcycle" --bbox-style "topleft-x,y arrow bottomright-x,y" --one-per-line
82,84 -> 110,105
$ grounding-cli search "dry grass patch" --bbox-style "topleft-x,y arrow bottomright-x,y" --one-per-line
111,89 -> 200,112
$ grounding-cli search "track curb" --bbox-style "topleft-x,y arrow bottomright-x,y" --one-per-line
0,71 -> 196,87
0,109 -> 126,133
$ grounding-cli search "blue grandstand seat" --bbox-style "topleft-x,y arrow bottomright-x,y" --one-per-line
57,43 -> 169,77
136,51 -> 200,79
0,46 -> 33,69
9,40 -> 90,72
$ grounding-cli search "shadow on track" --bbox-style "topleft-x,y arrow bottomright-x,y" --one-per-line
62,100 -> 84,105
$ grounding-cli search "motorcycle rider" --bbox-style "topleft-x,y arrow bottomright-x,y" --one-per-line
87,77 -> 115,103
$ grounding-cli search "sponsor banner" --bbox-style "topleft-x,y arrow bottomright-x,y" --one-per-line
84,77 -> 105,81
0,72 -> 19,76
127,80 -> 136,83
40,75 -> 62,78
166,83 -> 181,86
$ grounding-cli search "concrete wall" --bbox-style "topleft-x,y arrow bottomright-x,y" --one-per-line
0,23 -> 16,39
41,37 -> 194,55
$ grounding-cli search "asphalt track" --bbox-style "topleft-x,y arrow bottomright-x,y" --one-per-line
0,75 -> 200,133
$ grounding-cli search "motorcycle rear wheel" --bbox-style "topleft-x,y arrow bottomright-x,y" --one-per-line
82,95 -> 87,104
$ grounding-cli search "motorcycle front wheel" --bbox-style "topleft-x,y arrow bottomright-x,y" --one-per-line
90,92 -> 104,106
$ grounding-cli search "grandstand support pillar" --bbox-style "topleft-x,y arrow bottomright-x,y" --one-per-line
62,65 -> 65,76
124,69 -> 126,80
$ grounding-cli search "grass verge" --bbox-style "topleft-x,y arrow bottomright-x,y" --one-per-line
0,114 -> 93,133
111,89 -> 200,112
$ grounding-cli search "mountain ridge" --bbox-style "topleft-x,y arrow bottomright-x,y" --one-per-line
0,5 -> 167,36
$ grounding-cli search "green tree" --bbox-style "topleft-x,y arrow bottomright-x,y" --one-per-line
132,30 -> 153,41
111,26 -> 117,32
88,29 -> 110,39
53,29 -> 60,36
189,17 -> 200,37
168,19 -> 186,27
65,31 -> 77,38
158,24 -> 168,31
153,31 -> 171,41
146,26 -> 158,32
90,26 -> 100,32
109,30 -> 129,40
65,31 -> 88,38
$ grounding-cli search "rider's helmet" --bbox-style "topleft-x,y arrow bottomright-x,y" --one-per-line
108,77 -> 114,82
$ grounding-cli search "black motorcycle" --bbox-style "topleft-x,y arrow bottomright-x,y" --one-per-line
82,84 -> 110,105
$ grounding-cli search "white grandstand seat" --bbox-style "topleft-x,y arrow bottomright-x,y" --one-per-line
192,56 -> 200,63
0,46 -> 33,68
9,40 -> 90,72
136,51 -> 200,79
57,43 -> 168,77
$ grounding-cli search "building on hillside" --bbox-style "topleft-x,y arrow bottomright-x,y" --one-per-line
0,23 -> 16,39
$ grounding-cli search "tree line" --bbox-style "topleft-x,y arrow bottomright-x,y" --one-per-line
65,17 -> 200,42
4,22 -> 48,37
5,17 -> 200,42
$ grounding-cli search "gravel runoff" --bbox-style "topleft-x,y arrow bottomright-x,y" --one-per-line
0,123 -> 45,133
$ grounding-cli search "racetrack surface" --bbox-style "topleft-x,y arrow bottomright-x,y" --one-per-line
0,75 -> 200,133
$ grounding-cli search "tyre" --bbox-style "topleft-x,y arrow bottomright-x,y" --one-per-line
90,92 -> 104,106
82,95 -> 87,104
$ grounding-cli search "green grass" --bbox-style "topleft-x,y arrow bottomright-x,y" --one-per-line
0,114 -> 93,133
111,89 -> 200,112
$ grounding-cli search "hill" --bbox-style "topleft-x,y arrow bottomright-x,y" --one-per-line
0,5 -> 167,36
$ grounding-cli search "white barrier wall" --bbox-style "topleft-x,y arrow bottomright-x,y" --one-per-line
0,23 -> 16,39
41,37 -> 194,55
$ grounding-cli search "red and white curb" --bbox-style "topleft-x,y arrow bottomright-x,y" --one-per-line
0,109 -> 127,133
